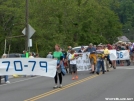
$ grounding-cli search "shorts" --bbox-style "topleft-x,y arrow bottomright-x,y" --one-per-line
70,64 -> 77,72
89,54 -> 97,65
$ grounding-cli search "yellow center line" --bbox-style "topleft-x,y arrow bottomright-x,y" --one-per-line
24,74 -> 100,101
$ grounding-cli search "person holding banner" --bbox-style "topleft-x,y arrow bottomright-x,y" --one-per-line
96,44 -> 105,75
111,45 -> 116,69
46,52 -> 53,58
84,43 -> 96,74
104,46 -> 110,72
53,44 -> 63,88
67,48 -> 72,74
126,45 -> 131,66
78,46 -> 85,53
69,50 -> 79,80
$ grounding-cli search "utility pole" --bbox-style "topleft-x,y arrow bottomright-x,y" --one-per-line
25,0 -> 29,51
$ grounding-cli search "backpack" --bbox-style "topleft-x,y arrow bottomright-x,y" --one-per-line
61,61 -> 67,76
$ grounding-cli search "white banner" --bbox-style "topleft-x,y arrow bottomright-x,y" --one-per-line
0,58 -> 57,78
109,50 -> 130,60
76,52 -> 91,71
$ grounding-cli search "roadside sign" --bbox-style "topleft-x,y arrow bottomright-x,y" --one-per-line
28,39 -> 32,47
22,24 -> 35,39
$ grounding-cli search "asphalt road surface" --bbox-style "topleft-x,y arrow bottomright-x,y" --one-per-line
0,66 -> 134,101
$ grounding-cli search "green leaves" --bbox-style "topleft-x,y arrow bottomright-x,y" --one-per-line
0,0 -> 123,56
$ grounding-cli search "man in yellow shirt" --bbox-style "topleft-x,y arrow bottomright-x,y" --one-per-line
104,46 -> 110,72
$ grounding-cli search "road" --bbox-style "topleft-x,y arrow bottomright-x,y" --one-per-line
0,66 -> 134,101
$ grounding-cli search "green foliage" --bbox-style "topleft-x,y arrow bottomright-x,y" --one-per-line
105,0 -> 134,41
0,0 -> 123,56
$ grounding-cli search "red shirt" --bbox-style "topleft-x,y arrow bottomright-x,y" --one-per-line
107,44 -> 113,50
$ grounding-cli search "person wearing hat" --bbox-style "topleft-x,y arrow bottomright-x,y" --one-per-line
78,46 -> 85,53
96,44 -> 105,75
84,43 -> 97,74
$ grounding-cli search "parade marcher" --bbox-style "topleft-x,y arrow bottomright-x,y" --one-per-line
116,41 -> 123,65
29,52 -> 34,58
126,45 -> 131,66
130,43 -> 134,63
112,45 -> 116,69
78,46 -> 85,53
67,47 -> 72,74
69,50 -> 78,80
96,44 -> 105,75
84,43 -> 97,74
120,42 -> 126,66
46,52 -> 53,58
62,48 -> 67,60
64,58 -> 68,73
104,46 -> 110,72
53,44 -> 63,88
35,53 -> 39,58
94,45 -> 97,50
21,50 -> 26,58
107,44 -> 113,67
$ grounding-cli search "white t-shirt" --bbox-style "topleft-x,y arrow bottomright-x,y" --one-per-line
69,54 -> 76,64
29,56 -> 34,58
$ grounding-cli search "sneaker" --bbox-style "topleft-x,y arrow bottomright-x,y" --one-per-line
6,81 -> 10,84
96,72 -> 99,75
53,85 -> 58,88
90,71 -> 94,74
59,84 -> 62,88
113,66 -> 116,69
75,76 -> 78,79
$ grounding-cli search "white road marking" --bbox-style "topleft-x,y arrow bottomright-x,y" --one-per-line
0,76 -> 41,87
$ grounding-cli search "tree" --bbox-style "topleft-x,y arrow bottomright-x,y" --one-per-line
0,0 -> 123,56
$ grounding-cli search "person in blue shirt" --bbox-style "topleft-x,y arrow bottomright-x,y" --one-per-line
84,43 -> 96,74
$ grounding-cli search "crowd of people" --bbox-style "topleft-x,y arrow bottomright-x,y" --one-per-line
1,41 -> 133,87
49,41 -> 134,88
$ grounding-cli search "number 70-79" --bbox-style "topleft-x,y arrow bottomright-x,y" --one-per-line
2,61 -> 47,72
